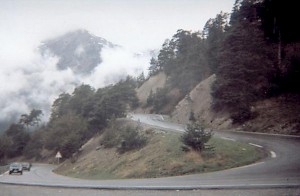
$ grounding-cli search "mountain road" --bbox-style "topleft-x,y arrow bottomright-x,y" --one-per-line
0,113 -> 300,190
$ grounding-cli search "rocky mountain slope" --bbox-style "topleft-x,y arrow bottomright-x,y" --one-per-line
39,29 -> 116,75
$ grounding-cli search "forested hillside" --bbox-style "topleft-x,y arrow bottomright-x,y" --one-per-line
145,0 -> 300,130
0,78 -> 139,164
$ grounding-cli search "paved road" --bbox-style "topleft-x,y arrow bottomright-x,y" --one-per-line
0,113 -> 300,190
1,184 -> 300,196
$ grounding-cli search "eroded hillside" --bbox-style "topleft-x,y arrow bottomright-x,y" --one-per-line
136,73 -> 300,135
136,72 -> 167,105
170,74 -> 231,129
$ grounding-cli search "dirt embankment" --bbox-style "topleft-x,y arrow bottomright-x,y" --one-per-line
171,74 -> 231,129
135,73 -> 231,129
136,72 -> 167,105
240,94 -> 300,135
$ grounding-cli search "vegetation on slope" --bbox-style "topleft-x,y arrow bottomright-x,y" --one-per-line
0,77 -> 139,164
144,0 -> 300,133
1,0 -> 299,172
55,120 -> 265,179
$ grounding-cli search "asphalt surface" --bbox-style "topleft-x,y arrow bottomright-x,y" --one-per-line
1,184 -> 300,196
0,113 -> 300,190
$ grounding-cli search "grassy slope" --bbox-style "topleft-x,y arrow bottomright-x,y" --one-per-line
55,129 -> 265,180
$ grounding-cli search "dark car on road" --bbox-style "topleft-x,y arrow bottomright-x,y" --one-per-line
21,162 -> 31,171
9,162 -> 23,175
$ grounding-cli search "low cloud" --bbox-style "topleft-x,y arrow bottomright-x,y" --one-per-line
0,40 -> 151,130
0,0 -> 236,130
82,46 -> 150,88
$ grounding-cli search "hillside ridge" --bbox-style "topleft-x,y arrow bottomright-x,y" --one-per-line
137,73 -> 300,135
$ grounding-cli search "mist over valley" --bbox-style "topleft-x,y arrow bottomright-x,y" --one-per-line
0,29 -> 152,131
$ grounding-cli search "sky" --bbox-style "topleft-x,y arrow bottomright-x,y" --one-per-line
0,0 -> 235,127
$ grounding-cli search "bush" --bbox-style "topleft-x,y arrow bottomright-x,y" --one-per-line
118,126 -> 147,153
101,124 -> 147,153
101,127 -> 120,148
181,123 -> 213,152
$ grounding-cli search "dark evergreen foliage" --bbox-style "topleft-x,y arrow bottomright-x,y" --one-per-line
3,124 -> 30,158
0,76 -> 140,160
118,126 -> 147,153
101,123 -> 147,153
181,123 -> 212,152
260,0 -> 300,44
212,0 -> 275,123
20,109 -> 43,129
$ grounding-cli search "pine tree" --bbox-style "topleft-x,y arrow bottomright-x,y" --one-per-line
212,0 -> 276,123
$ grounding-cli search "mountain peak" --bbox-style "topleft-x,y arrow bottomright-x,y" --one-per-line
40,29 -> 116,75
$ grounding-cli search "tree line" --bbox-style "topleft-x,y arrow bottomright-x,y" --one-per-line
0,77 -> 139,163
147,0 -> 300,123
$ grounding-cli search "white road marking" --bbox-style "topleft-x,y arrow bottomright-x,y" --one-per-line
237,161 -> 265,169
270,151 -> 277,158
221,137 -> 236,141
249,143 -> 263,148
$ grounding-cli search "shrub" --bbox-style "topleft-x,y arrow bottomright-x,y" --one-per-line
101,124 -> 147,153
101,127 -> 120,148
118,126 -> 147,153
181,123 -> 213,152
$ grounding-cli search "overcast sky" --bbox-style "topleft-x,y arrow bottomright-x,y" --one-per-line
0,0 -> 235,126
0,0 -> 235,51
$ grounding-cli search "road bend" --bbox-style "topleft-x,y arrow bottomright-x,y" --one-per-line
0,113 -> 299,190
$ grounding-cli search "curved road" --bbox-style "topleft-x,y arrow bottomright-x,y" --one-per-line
0,113 -> 300,190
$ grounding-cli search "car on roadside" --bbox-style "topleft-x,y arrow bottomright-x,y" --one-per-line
9,162 -> 23,175
21,162 -> 31,171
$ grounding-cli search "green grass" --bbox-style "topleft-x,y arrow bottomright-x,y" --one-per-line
207,137 -> 265,169
55,130 -> 266,179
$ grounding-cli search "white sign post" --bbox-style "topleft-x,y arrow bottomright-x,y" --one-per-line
55,151 -> 62,164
